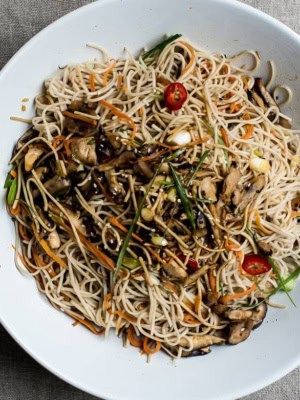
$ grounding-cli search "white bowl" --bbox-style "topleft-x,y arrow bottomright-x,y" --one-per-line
1,1 -> 300,399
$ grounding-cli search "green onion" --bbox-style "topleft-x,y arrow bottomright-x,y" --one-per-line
202,118 -> 215,136
196,198 -> 213,204
245,227 -> 254,238
168,163 -> 196,231
142,34 -> 182,65
166,148 -> 186,161
187,150 -> 210,185
7,177 -> 18,206
114,160 -> 165,279
217,136 -> 231,169
267,256 -> 296,307
87,139 -> 96,145
4,173 -> 13,189
122,257 -> 140,269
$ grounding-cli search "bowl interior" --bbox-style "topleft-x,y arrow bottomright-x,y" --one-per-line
0,1 -> 300,399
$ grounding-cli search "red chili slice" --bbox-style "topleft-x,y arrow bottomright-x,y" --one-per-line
242,254 -> 272,276
164,82 -> 188,111
178,254 -> 198,274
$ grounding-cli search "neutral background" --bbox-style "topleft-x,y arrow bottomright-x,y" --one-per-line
0,0 -> 299,399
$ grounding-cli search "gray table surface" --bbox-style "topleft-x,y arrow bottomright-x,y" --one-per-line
1,0 -> 300,399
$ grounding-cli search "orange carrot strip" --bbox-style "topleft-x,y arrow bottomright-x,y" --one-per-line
291,211 -> 300,218
209,269 -> 217,293
103,60 -> 116,86
9,203 -> 21,216
241,125 -> 254,140
10,169 -> 17,178
162,281 -> 178,294
220,283 -> 257,305
220,128 -> 230,147
90,73 -> 96,92
143,336 -> 161,355
62,110 -> 97,126
68,313 -> 105,335
244,112 -> 251,120
194,294 -> 201,313
117,74 -> 123,91
114,310 -> 137,324
100,100 -> 137,139
229,102 -> 242,113
18,223 -> 30,241
108,216 -> 143,243
179,41 -> 195,77
127,325 -> 142,348
183,313 -> 200,324
32,224 -> 68,269
63,138 -> 81,157
242,76 -> 249,89
33,249 -> 56,278
254,209 -> 272,235
104,293 -> 114,315
52,135 -> 66,148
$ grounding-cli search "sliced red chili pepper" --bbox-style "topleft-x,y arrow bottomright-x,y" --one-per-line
242,254 -> 272,276
178,254 -> 198,274
164,82 -> 187,111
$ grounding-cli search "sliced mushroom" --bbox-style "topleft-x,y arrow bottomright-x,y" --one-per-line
70,138 -> 97,166
225,309 -> 253,321
196,210 -> 208,237
208,203 -> 222,242
254,78 -> 278,110
97,151 -> 136,172
184,265 -> 210,286
64,207 -> 87,236
180,335 -> 224,349
105,169 -> 126,203
162,261 -> 187,280
136,159 -> 154,179
277,116 -> 292,129
25,145 -> 44,172
34,166 -> 48,181
64,101 -> 97,135
200,177 -> 217,202
291,195 -> 300,210
48,229 -> 61,249
222,167 -> 241,204
232,187 -> 244,207
256,241 -> 272,256
251,303 -> 267,329
227,319 -> 255,345
206,292 -> 220,307
238,176 -> 265,212
212,304 -> 229,315
44,176 -> 71,196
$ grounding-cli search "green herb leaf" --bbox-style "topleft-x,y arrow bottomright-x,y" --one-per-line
217,136 -> 231,170
267,256 -> 297,307
122,256 -> 140,269
245,227 -> 254,238
87,139 -> 96,145
196,198 -> 213,204
142,34 -> 182,65
166,148 -> 186,162
7,176 -> 18,206
168,163 -> 196,231
187,150 -> 210,185
114,160 -> 165,280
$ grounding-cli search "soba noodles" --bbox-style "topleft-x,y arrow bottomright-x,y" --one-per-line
6,35 -> 300,359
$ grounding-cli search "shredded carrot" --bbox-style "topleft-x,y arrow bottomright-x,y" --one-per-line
229,102 -> 242,113
114,310 -> 137,324
79,232 -> 115,271
10,169 -> 17,178
62,110 -> 97,126
242,76 -> 249,89
18,223 -> 30,242
127,325 -> 142,348
244,112 -> 251,120
104,293 -> 114,315
52,135 -> 66,148
9,203 -> 21,216
63,138 -> 80,158
194,294 -> 201,313
241,125 -> 254,140
183,313 -> 200,324
143,336 -> 161,355
33,249 -> 56,278
90,73 -> 96,92
117,73 -> 123,91
72,320 -> 80,327
139,149 -> 167,162
209,269 -> 217,293
220,283 -> 257,304
291,211 -> 300,218
138,107 -> 145,117
179,41 -> 196,77
32,224 -> 68,269
107,216 -> 143,243
100,100 -> 136,140
147,247 -> 168,266
162,281 -> 178,294
225,238 -> 245,275
102,60 -> 116,87
254,209 -> 272,235
68,313 -> 105,335
156,137 -> 209,150
222,65 -> 229,74
220,128 -> 230,147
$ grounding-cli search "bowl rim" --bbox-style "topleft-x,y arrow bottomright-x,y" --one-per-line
1,0 -> 300,399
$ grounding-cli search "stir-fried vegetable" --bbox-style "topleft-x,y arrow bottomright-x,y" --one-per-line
187,150 -> 210,185
164,82 -> 188,111
142,34 -> 182,65
168,163 -> 196,231
242,254 -> 272,275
